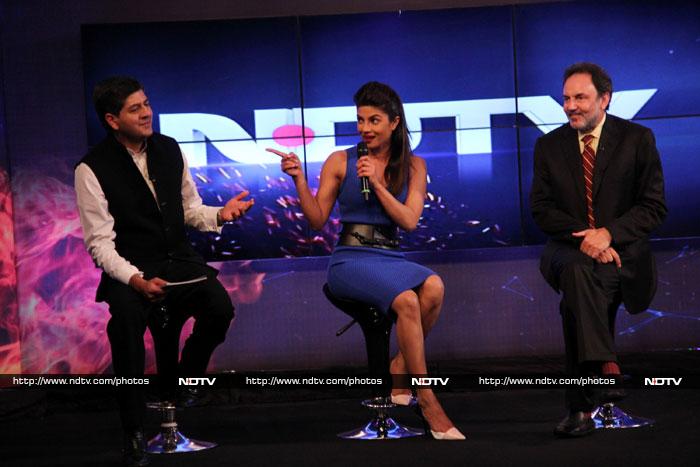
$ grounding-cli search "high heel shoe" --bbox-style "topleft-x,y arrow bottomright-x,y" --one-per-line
414,405 -> 466,440
390,393 -> 417,407
430,427 -> 466,440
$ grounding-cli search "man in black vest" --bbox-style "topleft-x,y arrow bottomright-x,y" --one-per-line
75,76 -> 253,466
531,63 -> 666,438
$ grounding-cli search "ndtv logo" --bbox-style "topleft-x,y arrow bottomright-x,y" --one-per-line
178,377 -> 217,386
644,377 -> 682,386
411,377 -> 450,386
159,89 -> 656,167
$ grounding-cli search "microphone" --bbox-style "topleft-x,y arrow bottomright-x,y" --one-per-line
358,142 -> 370,201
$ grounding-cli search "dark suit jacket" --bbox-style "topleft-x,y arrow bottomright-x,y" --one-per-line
530,114 -> 667,314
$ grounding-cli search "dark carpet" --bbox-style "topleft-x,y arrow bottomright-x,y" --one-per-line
2,351 -> 699,467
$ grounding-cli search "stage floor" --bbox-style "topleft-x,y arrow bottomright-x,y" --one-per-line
3,351 -> 699,467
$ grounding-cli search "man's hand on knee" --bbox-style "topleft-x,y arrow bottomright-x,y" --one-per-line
128,274 -> 167,301
573,228 -> 612,259
596,247 -> 622,269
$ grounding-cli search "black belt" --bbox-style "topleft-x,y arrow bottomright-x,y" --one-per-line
338,223 -> 399,250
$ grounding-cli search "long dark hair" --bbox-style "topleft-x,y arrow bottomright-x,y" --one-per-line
353,81 -> 412,196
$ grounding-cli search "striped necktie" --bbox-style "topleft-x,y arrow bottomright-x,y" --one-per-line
581,134 -> 596,228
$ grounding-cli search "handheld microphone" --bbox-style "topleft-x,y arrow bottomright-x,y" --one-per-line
358,142 -> 370,201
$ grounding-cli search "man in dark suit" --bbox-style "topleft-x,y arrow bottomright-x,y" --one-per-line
530,62 -> 666,437
76,76 -> 254,465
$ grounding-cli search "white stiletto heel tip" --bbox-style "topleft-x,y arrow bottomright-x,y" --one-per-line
430,427 -> 466,440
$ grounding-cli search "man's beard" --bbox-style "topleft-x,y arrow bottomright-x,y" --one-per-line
568,113 -> 598,133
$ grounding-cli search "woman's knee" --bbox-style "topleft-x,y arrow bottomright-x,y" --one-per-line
421,275 -> 444,304
392,290 -> 421,320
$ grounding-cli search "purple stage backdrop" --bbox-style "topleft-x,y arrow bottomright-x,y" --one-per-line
0,1 -> 699,375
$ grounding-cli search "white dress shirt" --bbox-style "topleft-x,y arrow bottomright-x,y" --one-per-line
75,144 -> 221,285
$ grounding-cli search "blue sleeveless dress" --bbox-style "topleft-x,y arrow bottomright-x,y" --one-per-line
327,145 -> 435,315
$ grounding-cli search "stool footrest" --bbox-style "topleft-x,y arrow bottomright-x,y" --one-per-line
146,400 -> 217,453
338,417 -> 424,440
147,431 -> 217,453
362,396 -> 395,410
338,398 -> 424,440
592,403 -> 655,429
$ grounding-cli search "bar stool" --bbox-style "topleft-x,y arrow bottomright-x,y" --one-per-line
323,284 -> 423,440
145,302 -> 218,454
146,400 -> 217,453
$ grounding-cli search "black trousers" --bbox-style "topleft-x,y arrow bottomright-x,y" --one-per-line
103,259 -> 234,431
550,245 -> 621,412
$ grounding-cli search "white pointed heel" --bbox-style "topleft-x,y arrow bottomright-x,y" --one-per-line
390,393 -> 417,406
430,427 -> 466,440
414,405 -> 467,440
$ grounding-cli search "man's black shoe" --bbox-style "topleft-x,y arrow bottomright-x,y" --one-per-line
554,412 -> 595,438
177,387 -> 211,408
123,429 -> 149,466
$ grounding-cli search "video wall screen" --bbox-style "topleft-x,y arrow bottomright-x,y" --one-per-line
82,0 -> 700,261
515,0 -> 700,243
298,7 -> 520,254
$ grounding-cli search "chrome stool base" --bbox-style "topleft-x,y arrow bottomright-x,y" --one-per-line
146,401 -> 217,453
592,403 -> 655,430
338,397 -> 424,440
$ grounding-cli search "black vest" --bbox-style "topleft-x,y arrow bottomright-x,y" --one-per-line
80,133 -> 198,268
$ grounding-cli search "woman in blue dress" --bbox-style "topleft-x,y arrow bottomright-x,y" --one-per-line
268,81 -> 464,440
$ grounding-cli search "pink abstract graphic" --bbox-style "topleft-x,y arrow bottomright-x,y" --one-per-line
0,168 -> 20,373
11,167 -> 265,374
215,260 -> 265,305
13,169 -> 113,374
